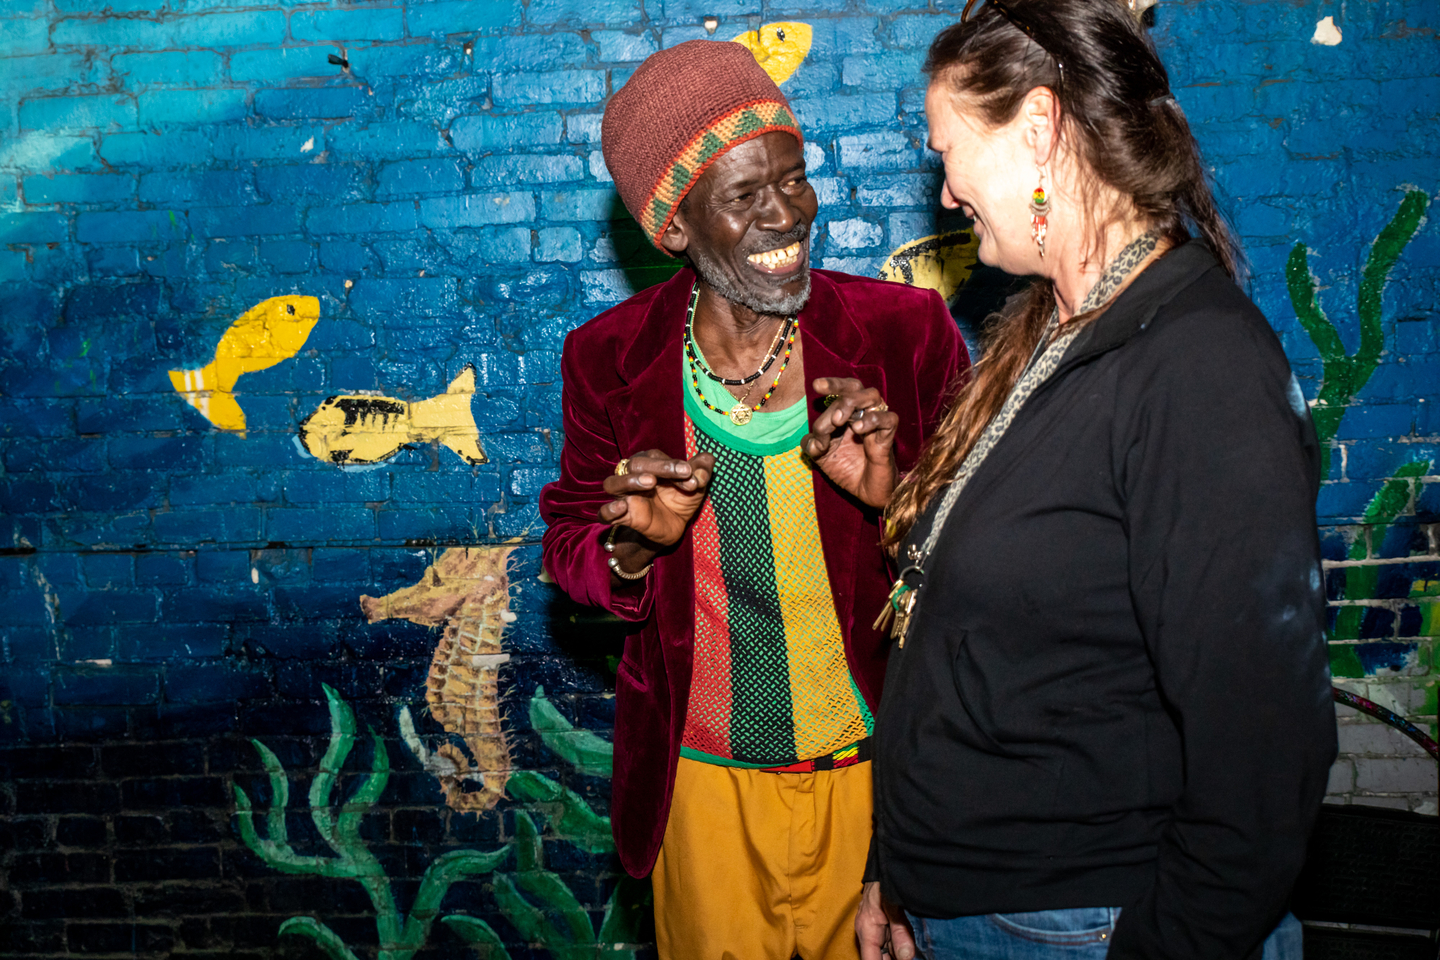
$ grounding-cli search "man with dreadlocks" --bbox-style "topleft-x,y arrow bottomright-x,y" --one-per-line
539,39 -> 967,960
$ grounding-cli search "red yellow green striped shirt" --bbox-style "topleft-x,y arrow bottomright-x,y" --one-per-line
680,385 -> 873,768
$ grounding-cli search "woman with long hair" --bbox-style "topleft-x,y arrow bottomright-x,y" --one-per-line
853,1 -> 1337,957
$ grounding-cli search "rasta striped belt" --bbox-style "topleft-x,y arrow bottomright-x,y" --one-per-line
758,738 -> 872,774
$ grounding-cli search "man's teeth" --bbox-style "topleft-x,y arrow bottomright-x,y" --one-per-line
747,241 -> 802,268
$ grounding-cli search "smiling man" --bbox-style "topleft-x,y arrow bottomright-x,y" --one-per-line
539,40 -> 967,959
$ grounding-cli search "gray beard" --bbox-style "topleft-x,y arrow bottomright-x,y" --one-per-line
689,245 -> 812,318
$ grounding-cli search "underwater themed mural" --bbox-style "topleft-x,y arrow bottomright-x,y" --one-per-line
168,295 -> 322,432
0,1 -> 1435,957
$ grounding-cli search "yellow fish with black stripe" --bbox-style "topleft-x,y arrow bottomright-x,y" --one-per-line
298,366 -> 488,467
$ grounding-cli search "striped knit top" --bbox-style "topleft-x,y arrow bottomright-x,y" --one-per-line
680,373 -> 874,768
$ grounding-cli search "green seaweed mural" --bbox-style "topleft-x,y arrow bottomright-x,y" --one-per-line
1286,189 -> 1428,477
1286,188 -> 1437,735
233,685 -> 512,960
233,684 -> 650,960
1328,460 -> 1432,646
447,810 -> 650,960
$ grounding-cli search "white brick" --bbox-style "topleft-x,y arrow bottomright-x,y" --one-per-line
1354,757 -> 1439,793
1350,795 -> 1413,811
1337,720 -> 1433,757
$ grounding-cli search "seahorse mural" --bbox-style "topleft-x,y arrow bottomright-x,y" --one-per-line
359,544 -> 519,811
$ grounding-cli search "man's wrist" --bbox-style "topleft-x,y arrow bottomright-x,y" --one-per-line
604,526 -> 657,579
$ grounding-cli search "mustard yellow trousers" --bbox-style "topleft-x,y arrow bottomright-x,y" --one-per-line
652,757 -> 872,960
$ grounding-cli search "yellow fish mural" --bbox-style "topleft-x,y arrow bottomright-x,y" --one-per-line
732,22 -> 813,85
878,230 -> 982,302
168,295 -> 321,432
298,365 -> 489,466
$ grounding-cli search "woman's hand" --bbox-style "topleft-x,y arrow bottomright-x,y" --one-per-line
802,377 -> 898,508
856,881 -> 916,960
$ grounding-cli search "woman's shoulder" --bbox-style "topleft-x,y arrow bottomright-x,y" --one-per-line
1110,259 -> 1307,433
1134,258 -> 1290,381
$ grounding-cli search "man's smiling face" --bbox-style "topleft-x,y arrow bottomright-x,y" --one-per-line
661,130 -> 817,317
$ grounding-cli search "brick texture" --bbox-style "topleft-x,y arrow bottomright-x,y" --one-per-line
1,0 -> 1437,956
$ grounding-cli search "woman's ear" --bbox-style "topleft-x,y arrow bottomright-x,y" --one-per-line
1023,85 -> 1060,166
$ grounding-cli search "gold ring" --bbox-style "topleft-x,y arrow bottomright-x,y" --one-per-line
614,458 -> 630,476
869,402 -> 889,414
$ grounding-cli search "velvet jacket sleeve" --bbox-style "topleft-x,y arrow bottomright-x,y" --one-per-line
1105,297 -> 1337,959
538,327 -> 655,622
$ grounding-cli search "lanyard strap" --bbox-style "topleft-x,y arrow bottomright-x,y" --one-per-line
886,230 -> 1162,641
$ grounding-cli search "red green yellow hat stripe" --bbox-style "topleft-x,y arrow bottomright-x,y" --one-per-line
639,99 -> 802,248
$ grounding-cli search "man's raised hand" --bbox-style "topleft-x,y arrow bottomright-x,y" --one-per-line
802,377 -> 898,509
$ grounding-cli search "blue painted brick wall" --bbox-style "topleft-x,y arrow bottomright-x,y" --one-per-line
1,0 -> 1437,956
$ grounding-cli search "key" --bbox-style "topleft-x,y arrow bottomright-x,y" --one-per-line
892,588 -> 918,647
874,579 -> 916,642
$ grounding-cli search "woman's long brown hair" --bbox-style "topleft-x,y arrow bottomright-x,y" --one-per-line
883,0 -> 1240,553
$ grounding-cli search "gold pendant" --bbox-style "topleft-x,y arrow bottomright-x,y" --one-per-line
729,403 -> 753,426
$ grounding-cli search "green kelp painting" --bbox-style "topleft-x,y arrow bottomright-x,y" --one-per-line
1287,189 -> 1428,476
1287,188 -> 1437,736
233,684 -> 650,960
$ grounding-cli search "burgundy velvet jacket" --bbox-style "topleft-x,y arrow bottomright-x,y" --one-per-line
538,266 -> 967,877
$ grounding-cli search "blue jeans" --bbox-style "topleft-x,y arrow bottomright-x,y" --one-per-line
906,908 -> 1304,960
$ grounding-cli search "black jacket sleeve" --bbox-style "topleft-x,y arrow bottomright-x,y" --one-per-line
1106,295 -> 1337,959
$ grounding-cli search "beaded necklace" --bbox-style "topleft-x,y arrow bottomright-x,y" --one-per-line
684,282 -> 798,427
687,307 -> 789,386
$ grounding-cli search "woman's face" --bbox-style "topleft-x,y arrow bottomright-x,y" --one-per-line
924,83 -> 1039,275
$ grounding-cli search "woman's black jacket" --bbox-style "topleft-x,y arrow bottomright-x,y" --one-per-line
870,241 -> 1338,959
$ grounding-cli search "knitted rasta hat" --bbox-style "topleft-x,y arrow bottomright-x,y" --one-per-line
601,39 -> 803,252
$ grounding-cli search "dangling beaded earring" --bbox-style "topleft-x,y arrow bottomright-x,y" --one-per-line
1030,168 -> 1051,260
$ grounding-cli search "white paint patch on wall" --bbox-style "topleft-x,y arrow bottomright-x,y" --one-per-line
1312,16 -> 1343,45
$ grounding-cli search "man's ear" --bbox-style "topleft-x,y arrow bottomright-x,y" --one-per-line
659,210 -> 689,255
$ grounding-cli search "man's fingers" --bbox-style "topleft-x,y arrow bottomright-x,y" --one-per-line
817,385 -> 885,434
856,882 -> 893,960
685,453 -> 716,491
882,896 -> 917,960
624,454 -> 694,479
813,376 -> 862,395
806,409 -> 897,458
801,433 -> 829,460
602,472 -> 659,496
888,923 -> 916,960
849,410 -> 900,438
597,497 -> 630,523
838,389 -> 885,422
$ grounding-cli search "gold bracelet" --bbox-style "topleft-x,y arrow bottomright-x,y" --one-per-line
604,526 -> 652,580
